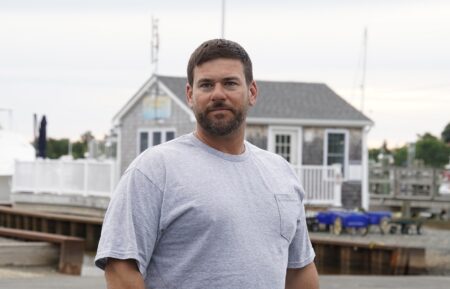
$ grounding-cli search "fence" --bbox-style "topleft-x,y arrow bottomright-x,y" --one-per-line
292,165 -> 342,207
12,159 -> 342,207
12,159 -> 116,197
369,165 -> 449,200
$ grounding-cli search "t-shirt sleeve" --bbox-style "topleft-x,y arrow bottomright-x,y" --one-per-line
94,167 -> 163,278
287,185 -> 316,268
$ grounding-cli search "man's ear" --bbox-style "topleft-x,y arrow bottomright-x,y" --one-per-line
186,83 -> 193,108
248,80 -> 258,106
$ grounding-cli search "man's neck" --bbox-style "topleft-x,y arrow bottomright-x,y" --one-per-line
194,126 -> 246,155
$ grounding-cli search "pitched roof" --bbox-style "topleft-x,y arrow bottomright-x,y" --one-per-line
157,75 -> 372,125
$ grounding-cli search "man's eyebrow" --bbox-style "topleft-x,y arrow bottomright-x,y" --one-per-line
195,76 -> 241,84
196,78 -> 213,84
223,77 -> 240,82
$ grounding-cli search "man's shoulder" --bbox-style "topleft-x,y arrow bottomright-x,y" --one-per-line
247,141 -> 289,165
247,141 -> 300,177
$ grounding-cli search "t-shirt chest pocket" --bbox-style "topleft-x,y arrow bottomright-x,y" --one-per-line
274,194 -> 300,242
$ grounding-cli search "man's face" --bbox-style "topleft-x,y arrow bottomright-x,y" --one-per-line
186,58 -> 257,137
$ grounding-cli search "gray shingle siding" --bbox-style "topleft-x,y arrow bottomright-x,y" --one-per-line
302,127 -> 325,165
349,129 -> 362,163
246,125 -> 268,150
119,82 -> 194,173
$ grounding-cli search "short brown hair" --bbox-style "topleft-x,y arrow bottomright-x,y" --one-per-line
187,39 -> 253,86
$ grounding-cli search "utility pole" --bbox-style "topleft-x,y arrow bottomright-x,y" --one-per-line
360,27 -> 368,113
221,0 -> 226,38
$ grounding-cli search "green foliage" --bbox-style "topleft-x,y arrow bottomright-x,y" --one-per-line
415,133 -> 450,168
392,146 -> 408,166
369,148 -> 381,161
45,138 -> 87,159
442,122 -> 450,143
72,141 -> 86,159
45,130 -> 93,159
46,138 -> 69,159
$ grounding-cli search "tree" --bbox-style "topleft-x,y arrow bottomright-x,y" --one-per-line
46,138 -> 69,159
44,131 -> 94,159
415,133 -> 450,168
442,122 -> 450,144
72,141 -> 86,159
80,131 -> 94,146
392,146 -> 408,167
369,148 -> 380,162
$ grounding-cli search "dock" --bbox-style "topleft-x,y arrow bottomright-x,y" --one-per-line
1,206 -> 431,276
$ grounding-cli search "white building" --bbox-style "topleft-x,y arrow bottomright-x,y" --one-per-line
0,130 -> 35,202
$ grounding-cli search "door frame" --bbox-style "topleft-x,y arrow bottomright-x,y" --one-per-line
268,126 -> 303,165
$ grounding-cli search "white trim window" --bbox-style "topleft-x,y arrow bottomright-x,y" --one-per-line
138,129 -> 176,154
324,129 -> 349,177
275,134 -> 294,162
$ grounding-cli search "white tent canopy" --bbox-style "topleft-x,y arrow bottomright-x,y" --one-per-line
0,130 -> 35,176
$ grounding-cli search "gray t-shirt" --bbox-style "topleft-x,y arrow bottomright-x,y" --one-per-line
95,133 -> 315,289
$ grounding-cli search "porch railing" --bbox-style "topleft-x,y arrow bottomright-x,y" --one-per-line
12,159 -> 116,197
292,165 -> 342,207
12,160 -> 342,207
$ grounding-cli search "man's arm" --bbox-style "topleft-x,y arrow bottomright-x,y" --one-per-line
105,258 -> 145,289
285,262 -> 319,289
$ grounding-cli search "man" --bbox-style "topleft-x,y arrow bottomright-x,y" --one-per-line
95,39 -> 319,289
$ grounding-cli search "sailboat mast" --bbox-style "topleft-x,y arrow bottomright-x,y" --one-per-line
360,27 -> 368,112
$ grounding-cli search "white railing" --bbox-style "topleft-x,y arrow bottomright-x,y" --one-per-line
12,159 -> 116,197
292,164 -> 342,207
12,159 -> 341,206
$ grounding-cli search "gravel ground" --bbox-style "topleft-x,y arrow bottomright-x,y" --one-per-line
0,237 -> 22,244
310,225 -> 450,275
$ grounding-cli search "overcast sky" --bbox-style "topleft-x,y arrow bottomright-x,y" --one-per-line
1,0 -> 449,148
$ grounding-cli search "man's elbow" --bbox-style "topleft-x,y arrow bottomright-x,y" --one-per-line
105,258 -> 146,289
285,262 -> 319,289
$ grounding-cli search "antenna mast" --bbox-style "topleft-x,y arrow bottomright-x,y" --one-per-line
360,26 -> 368,112
221,0 -> 226,38
151,16 -> 159,75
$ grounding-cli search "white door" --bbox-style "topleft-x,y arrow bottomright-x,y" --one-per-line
269,127 -> 301,165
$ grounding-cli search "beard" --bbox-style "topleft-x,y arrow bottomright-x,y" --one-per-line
194,101 -> 247,136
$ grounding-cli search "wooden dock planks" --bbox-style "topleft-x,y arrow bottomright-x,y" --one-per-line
0,206 -> 102,251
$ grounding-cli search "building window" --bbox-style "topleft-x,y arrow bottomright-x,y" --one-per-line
139,132 -> 149,153
325,131 -> 347,175
139,129 -> 175,153
153,131 -> 162,146
275,134 -> 292,162
166,131 -> 175,142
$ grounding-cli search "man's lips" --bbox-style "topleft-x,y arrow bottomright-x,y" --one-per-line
207,107 -> 233,113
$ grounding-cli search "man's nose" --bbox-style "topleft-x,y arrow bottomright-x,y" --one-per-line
211,83 -> 226,101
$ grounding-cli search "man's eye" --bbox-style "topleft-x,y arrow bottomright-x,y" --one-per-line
199,83 -> 213,89
224,81 -> 238,87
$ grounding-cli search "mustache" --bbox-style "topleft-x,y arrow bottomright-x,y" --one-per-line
206,102 -> 235,113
